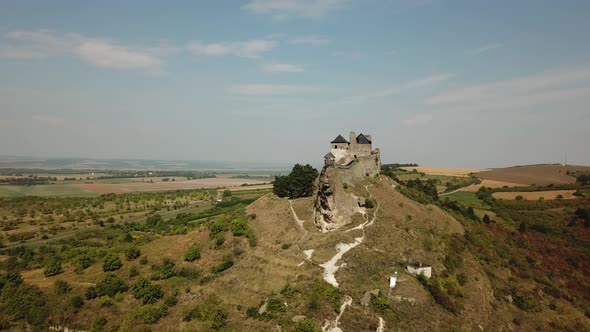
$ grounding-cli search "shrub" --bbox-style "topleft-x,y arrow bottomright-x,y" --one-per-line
91,273 -> 128,298
129,266 -> 140,278
280,283 -> 297,297
309,281 -> 342,312
514,295 -> 541,312
99,296 -> 113,307
131,304 -> 168,324
54,280 -> 72,295
85,286 -> 98,300
131,278 -> 164,304
177,266 -> 201,280
246,307 -> 258,318
184,245 -> 201,262
371,294 -> 391,312
164,294 -> 178,307
267,298 -> 287,313
43,260 -> 63,277
151,258 -> 176,280
125,246 -> 141,260
230,218 -> 247,236
183,296 -> 227,330
211,254 -> 234,274
103,254 -> 122,272
139,256 -> 148,265
364,199 -> 375,209
295,319 -> 319,332
70,295 -> 84,309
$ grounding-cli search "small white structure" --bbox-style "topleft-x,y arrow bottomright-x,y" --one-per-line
389,271 -> 398,288
406,262 -> 432,278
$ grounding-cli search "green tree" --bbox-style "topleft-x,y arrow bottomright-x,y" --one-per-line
125,246 -> 141,260
103,254 -> 122,272
273,164 -> 318,199
131,278 -> 164,304
43,260 -> 63,277
89,273 -> 128,298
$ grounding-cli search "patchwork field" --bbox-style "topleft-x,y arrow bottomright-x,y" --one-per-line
492,190 -> 577,200
400,166 -> 486,177
0,184 -> 98,197
459,179 -> 529,192
75,178 -> 269,195
475,165 -> 590,185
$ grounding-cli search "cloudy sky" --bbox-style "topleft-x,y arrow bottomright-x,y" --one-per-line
1,0 -> 589,167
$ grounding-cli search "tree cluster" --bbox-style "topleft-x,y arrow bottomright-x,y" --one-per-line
272,164 -> 319,199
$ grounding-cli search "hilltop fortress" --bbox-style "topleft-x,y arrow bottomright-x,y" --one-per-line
324,131 -> 381,181
315,131 -> 381,231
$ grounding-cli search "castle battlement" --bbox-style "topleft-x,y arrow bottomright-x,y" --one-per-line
324,131 -> 380,170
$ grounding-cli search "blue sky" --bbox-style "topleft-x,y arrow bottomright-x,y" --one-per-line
1,0 -> 589,167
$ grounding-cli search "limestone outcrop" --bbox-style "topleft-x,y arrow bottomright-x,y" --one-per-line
314,131 -> 381,232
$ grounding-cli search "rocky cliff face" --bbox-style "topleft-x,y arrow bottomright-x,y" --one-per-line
314,165 -> 368,232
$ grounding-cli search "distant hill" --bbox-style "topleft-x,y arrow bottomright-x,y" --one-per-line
0,156 -> 291,172
475,164 -> 590,186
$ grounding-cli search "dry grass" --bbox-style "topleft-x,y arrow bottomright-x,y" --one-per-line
492,190 -> 577,200
75,177 -> 269,194
401,166 -> 487,177
475,165 -> 590,185
223,183 -> 273,191
460,179 -> 529,192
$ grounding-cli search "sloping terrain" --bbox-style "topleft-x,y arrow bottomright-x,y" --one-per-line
475,165 -> 590,186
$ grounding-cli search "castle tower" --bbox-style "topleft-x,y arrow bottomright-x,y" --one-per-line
349,131 -> 357,152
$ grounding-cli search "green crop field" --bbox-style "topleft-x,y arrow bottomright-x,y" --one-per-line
0,184 -> 98,197
443,191 -> 489,209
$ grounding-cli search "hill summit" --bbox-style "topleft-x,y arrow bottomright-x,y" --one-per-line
316,131 -> 381,232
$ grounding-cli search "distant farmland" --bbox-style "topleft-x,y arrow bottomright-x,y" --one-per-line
0,177 -> 270,197
474,165 -> 590,186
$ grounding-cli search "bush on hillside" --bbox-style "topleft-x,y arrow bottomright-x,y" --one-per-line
131,277 -> 164,304
43,260 -> 63,277
151,258 -> 176,280
103,254 -> 122,271
125,246 -> 141,260
86,273 -> 128,299
184,245 -> 201,262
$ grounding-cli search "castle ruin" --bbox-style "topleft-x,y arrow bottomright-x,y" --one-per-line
315,131 -> 381,231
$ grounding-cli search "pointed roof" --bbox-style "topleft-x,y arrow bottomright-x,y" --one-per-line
356,133 -> 371,144
330,135 -> 349,144
324,152 -> 335,158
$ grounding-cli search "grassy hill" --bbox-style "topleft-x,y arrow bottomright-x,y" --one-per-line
1,172 -> 589,331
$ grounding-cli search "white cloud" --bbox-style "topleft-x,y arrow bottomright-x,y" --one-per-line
31,114 -> 65,126
425,67 -> 590,112
345,73 -> 455,103
289,36 -> 329,45
403,114 -> 432,126
187,40 -> 276,58
260,63 -> 304,73
0,30 -> 165,73
242,0 -> 345,18
331,50 -> 363,60
228,84 -> 301,96
74,41 -> 162,72
468,43 -> 502,55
